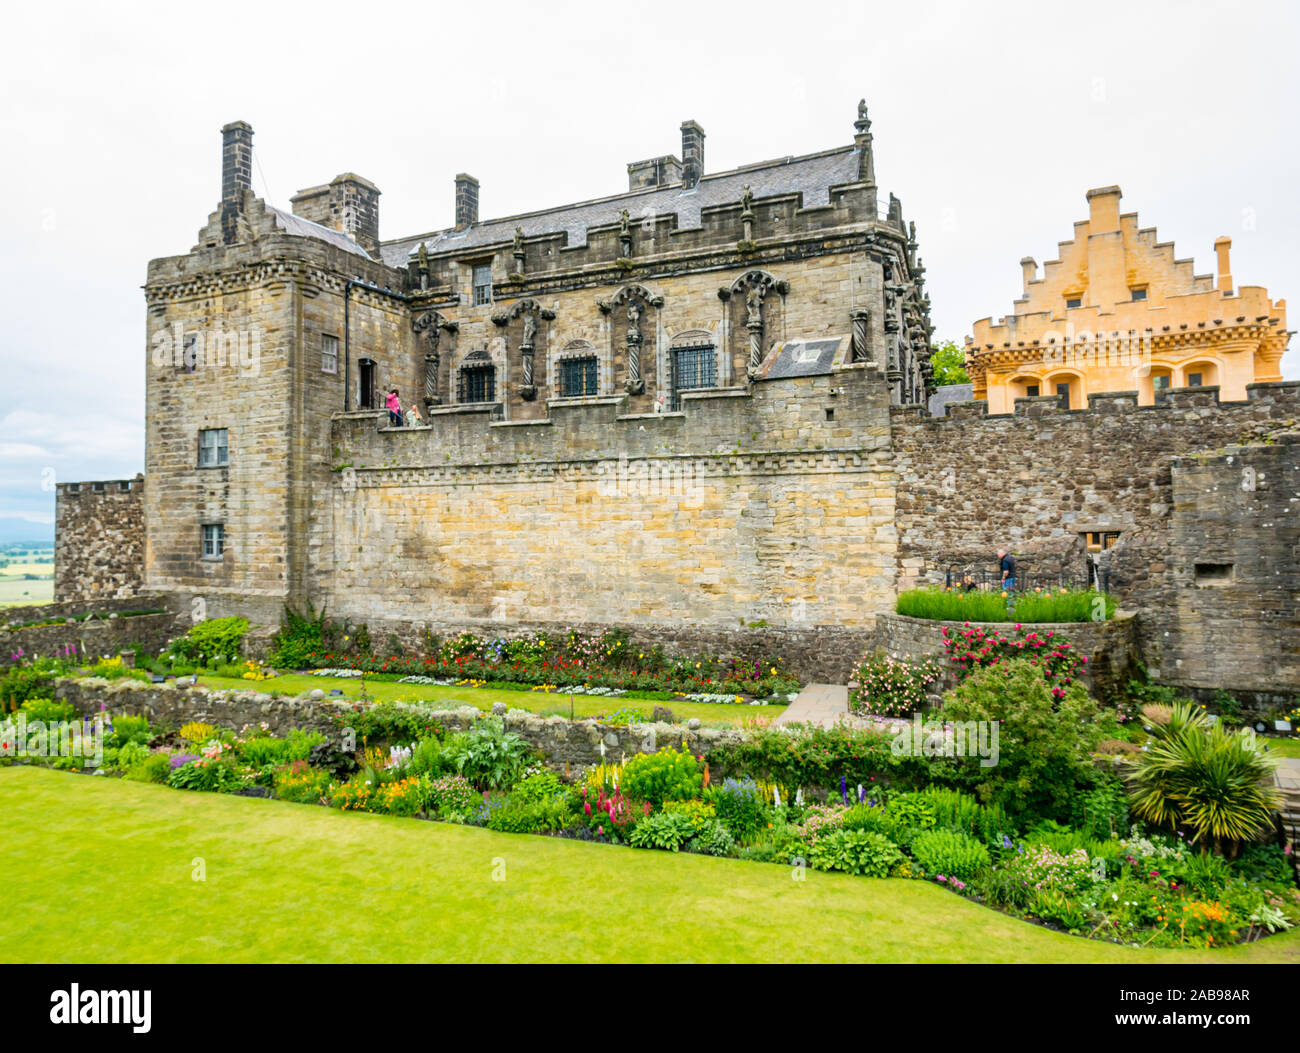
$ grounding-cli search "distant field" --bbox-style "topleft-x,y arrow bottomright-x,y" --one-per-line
0,552 -> 54,607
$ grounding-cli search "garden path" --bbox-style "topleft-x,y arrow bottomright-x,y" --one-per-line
774,683 -> 848,727
1278,758 -> 1300,856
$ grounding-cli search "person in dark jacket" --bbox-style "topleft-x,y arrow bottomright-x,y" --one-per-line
996,548 -> 1017,592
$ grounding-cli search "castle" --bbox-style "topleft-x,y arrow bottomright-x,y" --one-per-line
51,103 -> 1300,700
967,186 -> 1288,413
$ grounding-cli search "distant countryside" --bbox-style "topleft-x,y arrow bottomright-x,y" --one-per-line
0,544 -> 54,607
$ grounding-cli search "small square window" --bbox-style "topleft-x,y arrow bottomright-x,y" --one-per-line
92,482 -> 105,493
201,524 -> 225,559
1153,375 -> 1171,390
1187,373 -> 1203,387
1130,288 -> 1148,302
472,264 -> 493,306
1025,384 -> 1040,397
1065,297 -> 1082,310
1194,562 -> 1232,585
322,334 -> 339,374
199,428 -> 229,467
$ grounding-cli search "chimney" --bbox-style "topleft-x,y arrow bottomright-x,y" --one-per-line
1214,236 -> 1233,294
290,174 -> 382,257
221,121 -> 254,206
1086,185 -> 1122,235
1020,256 -> 1038,291
628,155 -> 683,192
455,174 -> 479,230
680,121 -> 705,189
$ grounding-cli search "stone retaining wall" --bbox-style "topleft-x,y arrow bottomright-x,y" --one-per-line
874,610 -> 1140,702
2,612 -> 180,668
52,677 -> 748,772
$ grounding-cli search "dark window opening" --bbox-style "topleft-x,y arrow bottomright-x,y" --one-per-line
1130,288 -> 1148,302
92,482 -> 105,493
1065,297 -> 1082,310
1056,382 -> 1071,409
1025,384 -> 1040,397
1187,372 -> 1203,387
1084,531 -> 1120,553
559,356 -> 598,397
825,407 -> 835,421
671,345 -> 716,410
1153,374 -> 1171,391
459,365 -> 496,403
1194,562 -> 1232,584
359,359 -> 376,409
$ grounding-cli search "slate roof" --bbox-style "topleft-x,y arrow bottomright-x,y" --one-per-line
928,383 -> 974,417
267,205 -> 372,258
378,146 -> 864,268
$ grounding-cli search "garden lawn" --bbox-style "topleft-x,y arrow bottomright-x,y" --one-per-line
195,673 -> 784,727
3,767 -> 1297,964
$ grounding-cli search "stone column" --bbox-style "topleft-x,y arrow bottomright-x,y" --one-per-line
850,308 -> 870,364
423,352 -> 441,407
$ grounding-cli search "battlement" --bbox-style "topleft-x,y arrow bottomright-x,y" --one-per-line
333,368 -> 891,472
891,380 -> 1300,428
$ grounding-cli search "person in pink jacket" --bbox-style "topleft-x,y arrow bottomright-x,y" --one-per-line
385,388 -> 402,427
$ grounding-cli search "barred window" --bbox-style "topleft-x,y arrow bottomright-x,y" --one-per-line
199,428 -> 229,467
472,264 -> 493,306
459,365 -> 496,403
201,524 -> 225,559
559,356 -> 598,397
671,345 -> 716,410
322,334 -> 339,373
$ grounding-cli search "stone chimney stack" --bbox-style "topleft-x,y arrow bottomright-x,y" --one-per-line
455,174 -> 479,230
220,121 -> 253,244
1020,256 -> 1038,292
680,121 -> 705,189
221,121 -> 254,205
1214,236 -> 1233,294
291,174 -> 381,256
1086,185 -> 1122,235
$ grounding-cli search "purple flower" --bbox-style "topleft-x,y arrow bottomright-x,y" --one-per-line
169,753 -> 199,769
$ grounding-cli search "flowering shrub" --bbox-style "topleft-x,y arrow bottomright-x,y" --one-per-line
997,843 -> 1097,896
274,760 -> 333,804
620,747 -> 703,807
808,829 -> 903,877
374,775 -> 431,816
849,652 -> 942,717
941,624 -> 1086,700
428,774 -> 477,816
799,803 -> 847,842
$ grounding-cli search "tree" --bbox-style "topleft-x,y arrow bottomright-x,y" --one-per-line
929,339 -> 969,386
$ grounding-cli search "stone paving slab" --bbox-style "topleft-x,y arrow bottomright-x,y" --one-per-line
774,683 -> 848,728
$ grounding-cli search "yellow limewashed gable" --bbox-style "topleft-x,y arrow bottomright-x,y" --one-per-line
966,186 -> 1289,412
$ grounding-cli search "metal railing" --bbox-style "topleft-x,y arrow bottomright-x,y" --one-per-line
943,563 -> 1111,594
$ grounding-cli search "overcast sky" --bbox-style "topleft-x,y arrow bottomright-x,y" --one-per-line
1,0 -> 1296,539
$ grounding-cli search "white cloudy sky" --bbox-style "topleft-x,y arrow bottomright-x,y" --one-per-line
1,0 -> 1296,539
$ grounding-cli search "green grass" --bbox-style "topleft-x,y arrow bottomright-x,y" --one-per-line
195,673 -> 784,727
1263,737 -> 1300,759
3,767 -> 1296,963
896,587 -> 1115,623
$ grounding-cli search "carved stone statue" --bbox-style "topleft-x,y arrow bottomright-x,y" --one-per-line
627,300 -> 641,344
745,286 -> 762,328
522,311 -> 537,348
619,209 -> 631,236
513,226 -> 524,254
740,185 -> 753,215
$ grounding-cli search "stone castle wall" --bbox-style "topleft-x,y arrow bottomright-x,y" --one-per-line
313,366 -> 896,680
889,382 -> 1300,696
54,476 -> 146,602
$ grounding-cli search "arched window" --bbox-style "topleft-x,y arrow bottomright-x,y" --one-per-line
1182,361 -> 1218,388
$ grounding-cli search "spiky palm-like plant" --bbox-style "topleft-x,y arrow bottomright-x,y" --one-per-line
1127,702 -> 1280,856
